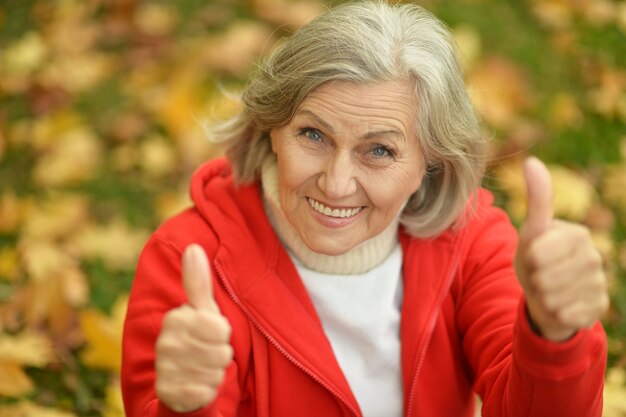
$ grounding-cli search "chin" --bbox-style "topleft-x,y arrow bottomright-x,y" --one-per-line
303,237 -> 359,256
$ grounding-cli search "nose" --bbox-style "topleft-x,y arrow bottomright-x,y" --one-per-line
317,150 -> 358,199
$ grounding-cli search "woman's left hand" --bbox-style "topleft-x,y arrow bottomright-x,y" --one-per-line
514,157 -> 609,342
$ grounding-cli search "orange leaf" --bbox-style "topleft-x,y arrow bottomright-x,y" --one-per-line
468,57 -> 533,129
0,192 -> 33,234
252,0 -> 323,30
0,363 -> 34,397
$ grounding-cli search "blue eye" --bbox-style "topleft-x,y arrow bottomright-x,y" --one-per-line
299,128 -> 323,141
372,145 -> 392,157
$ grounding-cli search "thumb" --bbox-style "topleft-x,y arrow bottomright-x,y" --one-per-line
522,157 -> 553,240
182,244 -> 219,311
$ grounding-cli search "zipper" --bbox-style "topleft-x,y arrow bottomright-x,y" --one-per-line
214,261 -> 361,417
405,244 -> 463,417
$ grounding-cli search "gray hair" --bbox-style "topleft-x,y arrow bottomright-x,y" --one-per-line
210,0 -> 486,238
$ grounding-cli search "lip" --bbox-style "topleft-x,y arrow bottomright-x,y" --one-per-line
306,197 -> 365,228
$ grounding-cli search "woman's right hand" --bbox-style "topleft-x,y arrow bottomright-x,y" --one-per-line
155,244 -> 233,413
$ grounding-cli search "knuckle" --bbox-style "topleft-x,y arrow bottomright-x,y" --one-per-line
599,294 -> 610,314
215,345 -> 234,366
555,308 -> 571,325
155,336 -> 178,357
155,378 -> 172,400
572,224 -> 591,241
163,307 -> 192,328
540,293 -> 557,311
523,247 -> 542,270
208,368 -> 226,386
586,249 -> 603,270
209,315 -> 232,341
530,272 -> 549,292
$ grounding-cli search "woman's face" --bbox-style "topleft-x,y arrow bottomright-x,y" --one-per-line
270,80 -> 425,255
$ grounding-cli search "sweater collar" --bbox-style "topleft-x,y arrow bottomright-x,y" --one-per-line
260,157 -> 400,275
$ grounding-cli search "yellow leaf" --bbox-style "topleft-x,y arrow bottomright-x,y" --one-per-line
603,164 -> 626,214
494,160 -> 595,222
604,367 -> 626,417
619,2 -> 626,34
156,67 -> 205,139
252,0 -> 323,30
590,231 -> 614,263
0,401 -> 76,417
0,192 -> 33,234
580,0 -> 616,27
468,57 -> 533,129
204,21 -> 273,75
0,127 -> 5,160
110,143 -> 139,172
453,25 -> 482,71
531,0 -> 573,29
588,69 -> 626,120
103,379 -> 125,417
0,363 -> 34,397
21,194 -> 89,239
70,220 -> 149,270
40,53 -> 116,93
32,127 -> 103,187
134,3 -> 178,37
2,31 -> 48,76
80,296 -> 128,372
18,240 -> 88,333
21,240 -> 74,282
0,332 -> 54,366
155,190 -> 192,222
0,247 -> 19,281
549,93 -> 583,130
550,165 -> 595,221
139,135 -> 177,177
493,159 -> 527,222
30,110 -> 84,151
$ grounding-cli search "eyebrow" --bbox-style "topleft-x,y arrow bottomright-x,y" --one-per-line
296,109 -> 335,133
296,108 -> 406,142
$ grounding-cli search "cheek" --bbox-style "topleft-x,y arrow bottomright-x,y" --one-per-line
276,149 -> 320,202
367,168 -> 423,212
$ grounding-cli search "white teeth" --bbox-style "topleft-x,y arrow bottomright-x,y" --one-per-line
307,198 -> 362,218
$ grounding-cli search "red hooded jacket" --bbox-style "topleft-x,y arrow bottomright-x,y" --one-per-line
122,157 -> 606,417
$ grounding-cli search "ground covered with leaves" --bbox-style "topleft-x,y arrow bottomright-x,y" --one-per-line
0,0 -> 625,416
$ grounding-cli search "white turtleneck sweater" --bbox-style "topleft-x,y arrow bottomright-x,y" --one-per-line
262,158 -> 404,417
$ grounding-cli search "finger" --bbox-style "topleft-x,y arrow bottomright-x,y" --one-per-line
522,157 -> 553,241
183,244 -> 219,312
557,303 -> 603,329
187,311 -> 232,343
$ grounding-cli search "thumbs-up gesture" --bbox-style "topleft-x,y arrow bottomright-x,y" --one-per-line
155,244 -> 233,412
515,157 -> 609,342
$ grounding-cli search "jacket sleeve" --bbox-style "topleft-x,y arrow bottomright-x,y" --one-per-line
121,233 -> 243,417
456,201 -> 606,417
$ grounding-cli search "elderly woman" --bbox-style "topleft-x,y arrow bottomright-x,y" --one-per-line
121,2 -> 608,417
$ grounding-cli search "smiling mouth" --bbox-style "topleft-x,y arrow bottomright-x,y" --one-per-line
307,197 -> 363,218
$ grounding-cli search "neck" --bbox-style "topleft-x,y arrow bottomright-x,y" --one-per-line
261,157 -> 400,275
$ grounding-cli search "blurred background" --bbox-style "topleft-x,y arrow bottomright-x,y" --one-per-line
0,0 -> 624,415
